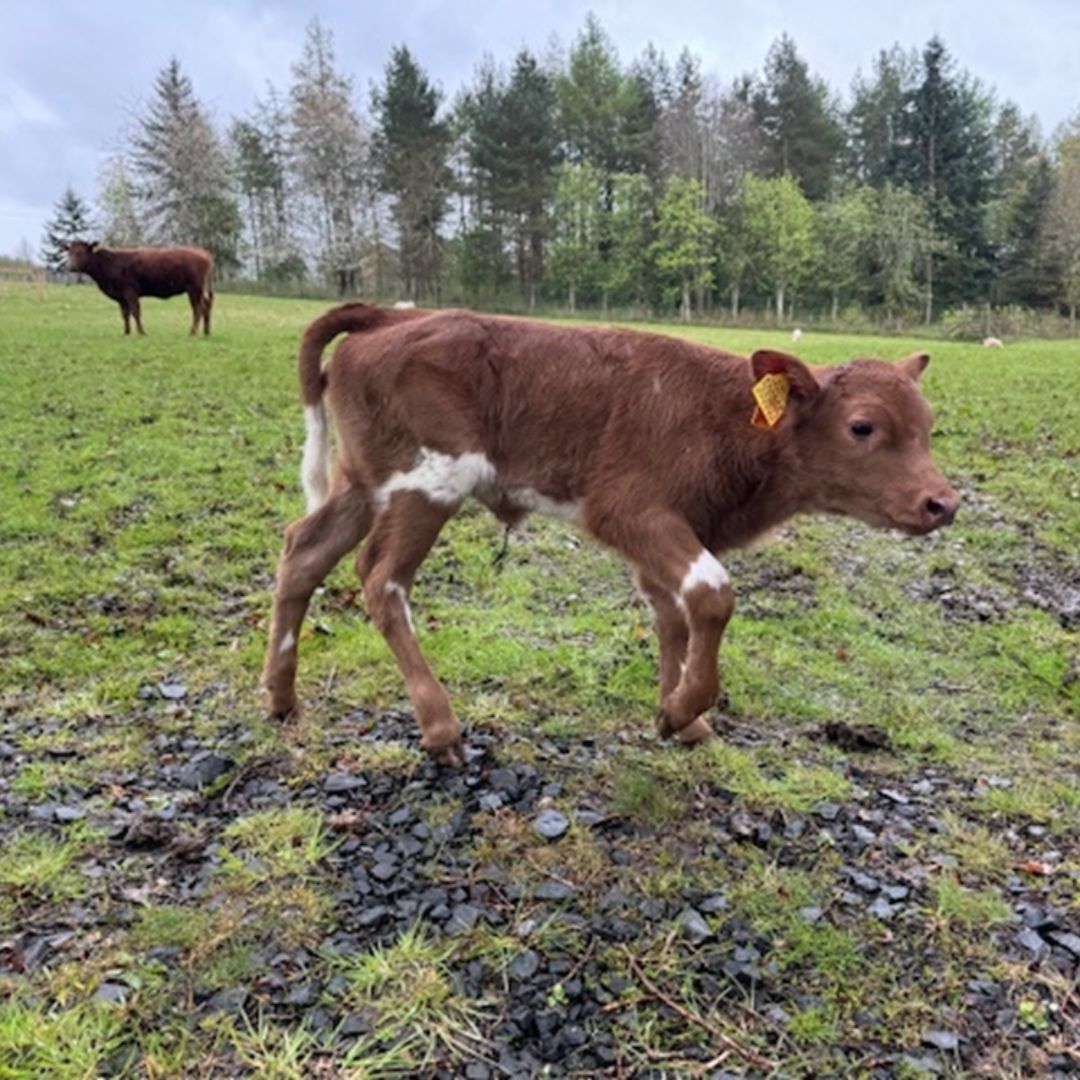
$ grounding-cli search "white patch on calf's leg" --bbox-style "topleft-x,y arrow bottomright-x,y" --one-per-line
385,580 -> 414,633
301,403 -> 329,513
680,551 -> 730,595
278,630 -> 295,654
675,551 -> 730,613
375,448 -> 496,511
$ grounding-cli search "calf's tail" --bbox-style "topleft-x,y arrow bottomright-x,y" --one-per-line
297,303 -> 396,513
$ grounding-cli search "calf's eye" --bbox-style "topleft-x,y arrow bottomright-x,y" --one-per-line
850,421 -> 874,438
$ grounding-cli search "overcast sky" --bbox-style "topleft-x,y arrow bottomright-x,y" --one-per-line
3,0 -> 1079,257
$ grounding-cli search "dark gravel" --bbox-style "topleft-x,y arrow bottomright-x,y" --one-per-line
2,705 -> 1078,1076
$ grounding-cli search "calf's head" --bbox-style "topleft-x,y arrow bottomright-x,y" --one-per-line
752,349 -> 959,535
66,240 -> 97,272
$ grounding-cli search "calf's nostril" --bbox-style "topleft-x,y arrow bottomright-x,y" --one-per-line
925,497 -> 945,518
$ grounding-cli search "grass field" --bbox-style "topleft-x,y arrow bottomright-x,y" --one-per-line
0,282 -> 1078,1077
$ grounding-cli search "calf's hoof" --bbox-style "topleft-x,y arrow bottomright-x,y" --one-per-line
657,710 -> 713,745
427,738 -> 466,768
261,683 -> 298,721
675,715 -> 714,745
420,717 -> 465,768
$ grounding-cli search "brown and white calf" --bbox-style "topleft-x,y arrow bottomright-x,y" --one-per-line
67,240 -> 214,336
261,303 -> 959,765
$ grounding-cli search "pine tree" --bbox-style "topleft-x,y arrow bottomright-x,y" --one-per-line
459,50 -> 559,306
895,38 -> 995,315
131,58 -> 241,269
556,16 -> 660,178
40,187 -> 93,271
986,104 -> 1055,306
747,35 -> 844,201
846,46 -> 919,186
372,46 -> 452,300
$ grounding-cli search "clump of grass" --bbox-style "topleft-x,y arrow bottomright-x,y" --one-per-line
787,1004 -> 838,1046
631,740 -> 851,815
338,741 -> 424,774
936,811 -> 1012,877
970,779 -> 1080,829
222,806 -> 335,878
330,924 -> 494,1072
10,762 -> 53,801
470,809 -> 608,892
0,998 -> 125,1077
130,905 -> 216,953
932,876 -> 1013,929
611,764 -> 684,825
208,1014 -> 323,1080
0,828 -> 94,928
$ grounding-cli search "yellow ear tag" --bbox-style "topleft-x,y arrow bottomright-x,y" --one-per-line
751,372 -> 790,430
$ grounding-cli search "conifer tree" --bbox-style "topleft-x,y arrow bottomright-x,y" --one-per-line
131,58 -> 241,269
372,46 -> 452,300
40,187 -> 93,271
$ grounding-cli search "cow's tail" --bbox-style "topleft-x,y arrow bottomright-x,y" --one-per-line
298,303 -> 394,513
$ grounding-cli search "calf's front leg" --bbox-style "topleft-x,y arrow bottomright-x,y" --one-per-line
635,570 -> 689,700
590,503 -> 734,744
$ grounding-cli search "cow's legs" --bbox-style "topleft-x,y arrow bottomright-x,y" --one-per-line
356,493 -> 462,765
202,291 -> 213,335
188,290 -> 200,336
261,485 -> 373,718
588,504 -> 734,744
119,301 -> 131,335
635,570 -> 689,700
127,294 -> 145,335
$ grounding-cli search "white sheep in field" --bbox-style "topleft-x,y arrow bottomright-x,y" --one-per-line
393,300 -> 416,310
791,327 -> 803,343
982,336 -> 1004,348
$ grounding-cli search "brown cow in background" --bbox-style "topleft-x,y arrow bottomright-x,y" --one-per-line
67,240 -> 214,336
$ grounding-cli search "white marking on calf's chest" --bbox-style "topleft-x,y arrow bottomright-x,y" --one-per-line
375,448 -> 497,510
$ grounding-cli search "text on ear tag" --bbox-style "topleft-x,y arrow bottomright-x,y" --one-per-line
751,372 -> 790,429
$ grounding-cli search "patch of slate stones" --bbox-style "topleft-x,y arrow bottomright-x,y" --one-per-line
2,707 -> 1079,1077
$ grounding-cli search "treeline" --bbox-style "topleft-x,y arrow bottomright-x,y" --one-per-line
41,16 -> 1080,327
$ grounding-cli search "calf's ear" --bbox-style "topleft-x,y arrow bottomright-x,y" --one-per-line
750,349 -> 820,400
898,351 -> 930,381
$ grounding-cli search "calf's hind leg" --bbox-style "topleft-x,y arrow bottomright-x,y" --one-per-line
357,492 -> 463,765
261,485 -> 373,717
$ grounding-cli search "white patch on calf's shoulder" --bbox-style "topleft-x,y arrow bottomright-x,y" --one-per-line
375,448 -> 496,511
301,404 -> 329,513
278,630 -> 295,654
385,580 -> 414,632
679,551 -> 730,598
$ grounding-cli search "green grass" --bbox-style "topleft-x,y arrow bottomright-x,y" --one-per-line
1,282 -> 1078,1075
